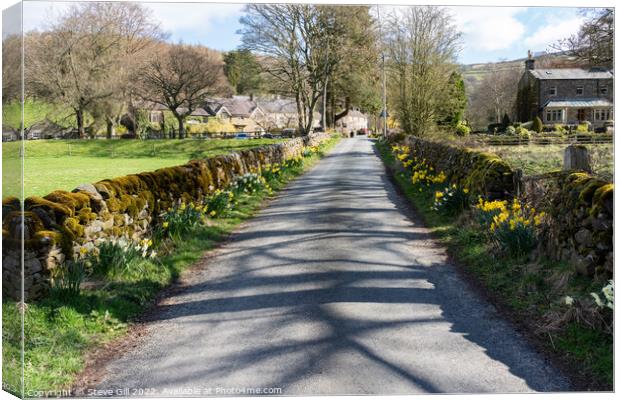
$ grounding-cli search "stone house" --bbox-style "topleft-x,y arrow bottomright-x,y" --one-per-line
517,52 -> 613,129
336,109 -> 369,133
256,96 -> 322,131
206,96 -> 267,132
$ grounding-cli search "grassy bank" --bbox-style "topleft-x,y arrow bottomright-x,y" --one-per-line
375,139 -> 612,389
2,138 -> 283,197
2,134 -> 340,397
478,143 -> 613,180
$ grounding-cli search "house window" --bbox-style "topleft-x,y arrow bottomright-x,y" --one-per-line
545,109 -> 563,122
600,86 -> 608,95
149,111 -> 162,123
594,109 -> 612,121
576,86 -> 584,96
548,86 -> 557,96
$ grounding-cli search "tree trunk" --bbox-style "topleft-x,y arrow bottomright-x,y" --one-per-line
106,119 -> 114,139
76,108 -> 85,139
176,115 -> 185,139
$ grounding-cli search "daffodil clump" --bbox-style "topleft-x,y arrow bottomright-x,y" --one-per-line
205,189 -> 235,218
231,172 -> 266,195
410,158 -> 447,188
476,197 -> 545,257
431,184 -> 470,216
90,237 -> 157,277
261,163 -> 283,182
390,145 -> 447,189
159,200 -> 208,240
284,154 -> 304,168
391,145 -> 410,162
303,145 -> 321,157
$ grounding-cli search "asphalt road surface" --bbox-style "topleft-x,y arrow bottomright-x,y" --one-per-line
96,136 -> 569,395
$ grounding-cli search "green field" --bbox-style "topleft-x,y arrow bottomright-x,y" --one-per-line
480,144 -> 613,180
2,138 -> 283,197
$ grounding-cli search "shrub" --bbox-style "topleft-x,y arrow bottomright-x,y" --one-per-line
532,116 -> 543,133
455,122 -> 470,136
487,123 -> 503,134
505,126 -> 516,135
186,123 -> 210,135
501,113 -> 511,129
576,122 -> 591,133
553,123 -> 568,134
515,126 -> 531,138
431,184 -> 470,216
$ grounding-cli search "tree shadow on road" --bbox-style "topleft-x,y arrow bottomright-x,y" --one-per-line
109,137 -> 567,394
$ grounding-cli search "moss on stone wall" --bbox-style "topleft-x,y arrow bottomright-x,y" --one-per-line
403,136 -> 516,198
2,134 -> 330,301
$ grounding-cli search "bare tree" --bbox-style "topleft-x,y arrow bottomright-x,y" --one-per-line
137,43 -> 229,139
467,66 -> 522,130
383,6 -> 461,136
240,4 -> 337,135
25,2 -> 163,138
2,34 -> 21,105
554,8 -> 613,68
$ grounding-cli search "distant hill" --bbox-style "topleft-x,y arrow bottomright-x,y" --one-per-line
459,51 -> 585,89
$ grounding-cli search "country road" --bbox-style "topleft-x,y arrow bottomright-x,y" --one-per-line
95,136 -> 569,395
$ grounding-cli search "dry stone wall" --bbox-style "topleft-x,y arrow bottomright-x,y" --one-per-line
400,136 -> 613,280
2,133 -> 331,301
524,171 -> 613,280
403,136 -> 517,199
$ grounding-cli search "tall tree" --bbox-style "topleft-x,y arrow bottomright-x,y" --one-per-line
25,2 -> 163,138
436,71 -> 467,127
240,4 -> 337,135
384,6 -> 461,136
316,6 -> 381,126
554,8 -> 613,68
137,43 -> 230,139
223,49 -> 263,95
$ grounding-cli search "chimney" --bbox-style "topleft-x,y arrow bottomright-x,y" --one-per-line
525,50 -> 535,70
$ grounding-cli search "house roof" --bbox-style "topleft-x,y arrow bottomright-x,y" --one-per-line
207,96 -> 263,118
344,109 -> 367,119
529,68 -> 613,80
545,98 -> 613,108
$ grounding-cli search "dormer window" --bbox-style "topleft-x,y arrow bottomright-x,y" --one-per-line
576,86 -> 584,96
548,86 -> 557,96
601,86 -> 608,95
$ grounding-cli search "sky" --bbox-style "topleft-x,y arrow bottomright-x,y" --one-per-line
19,1 -> 591,65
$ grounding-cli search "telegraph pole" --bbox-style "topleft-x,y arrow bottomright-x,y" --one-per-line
377,5 -> 388,138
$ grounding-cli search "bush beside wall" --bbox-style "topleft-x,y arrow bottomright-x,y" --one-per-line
2,133 -> 331,301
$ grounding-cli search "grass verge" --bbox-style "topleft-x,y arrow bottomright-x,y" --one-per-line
375,139 -> 612,390
2,134 -> 341,397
